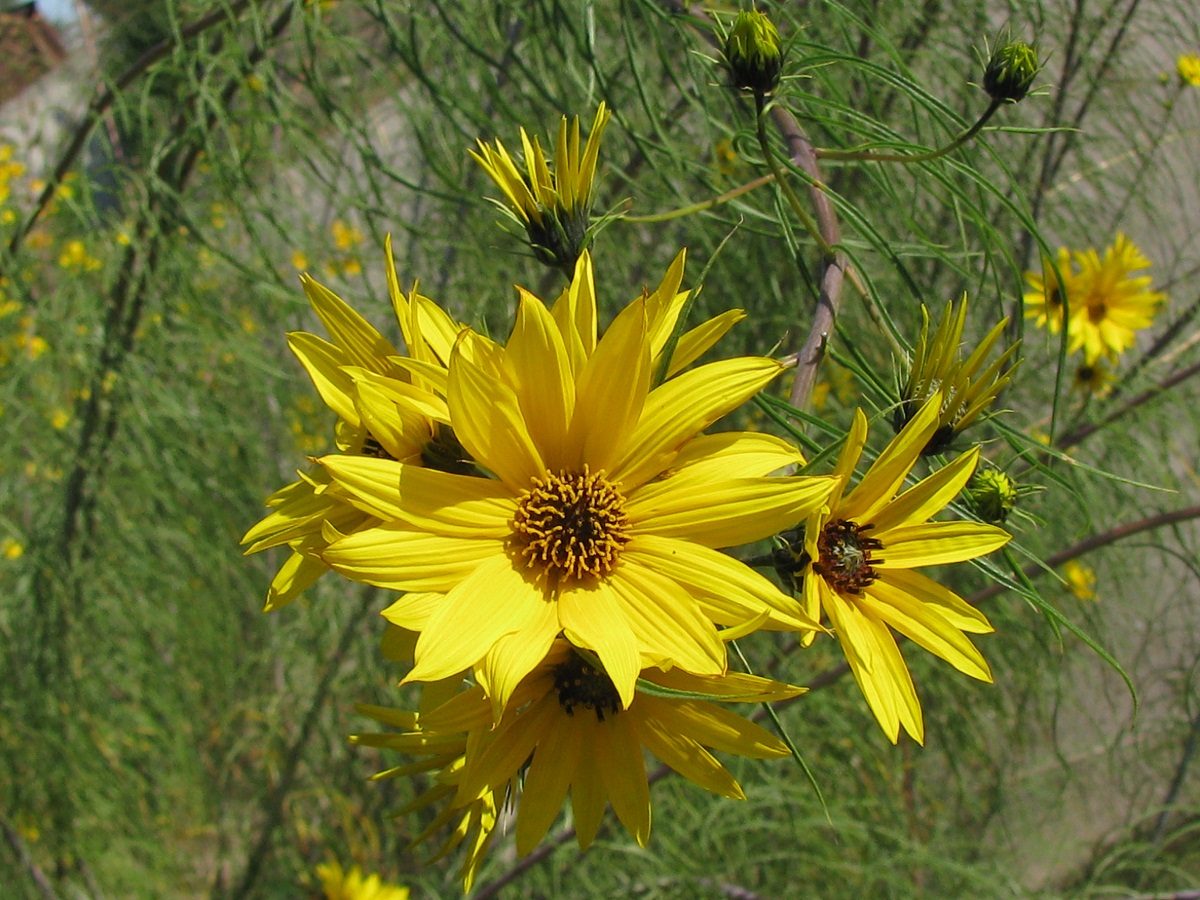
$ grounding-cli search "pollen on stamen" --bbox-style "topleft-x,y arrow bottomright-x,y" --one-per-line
512,465 -> 631,582
813,519 -> 884,595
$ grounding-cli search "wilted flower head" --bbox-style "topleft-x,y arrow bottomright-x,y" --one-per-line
893,296 -> 1020,455
724,10 -> 784,95
471,102 -> 611,273
983,39 -> 1040,103
964,466 -> 1019,524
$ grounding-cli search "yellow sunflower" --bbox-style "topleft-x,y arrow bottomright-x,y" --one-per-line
794,395 -> 1010,743
241,237 -> 467,610
1022,247 -> 1074,335
1068,233 -> 1165,364
319,251 -> 836,711
369,640 -> 802,863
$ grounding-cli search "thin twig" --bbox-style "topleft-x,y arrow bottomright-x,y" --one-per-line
4,0 -> 255,260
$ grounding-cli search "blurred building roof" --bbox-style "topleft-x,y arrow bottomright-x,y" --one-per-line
0,2 -> 67,106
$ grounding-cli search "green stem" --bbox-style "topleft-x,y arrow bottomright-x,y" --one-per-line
755,94 -> 833,258
622,172 -> 776,222
816,99 -> 1003,165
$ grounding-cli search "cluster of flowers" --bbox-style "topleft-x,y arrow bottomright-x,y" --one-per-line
244,105 -> 1013,890
1023,234 -> 1166,395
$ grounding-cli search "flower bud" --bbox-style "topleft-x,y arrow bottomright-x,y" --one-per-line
983,40 -> 1040,103
725,10 -> 783,95
964,468 -> 1019,524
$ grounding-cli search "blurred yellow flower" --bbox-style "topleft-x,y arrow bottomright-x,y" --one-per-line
290,249 -> 308,271
50,408 -> 71,430
1178,54 -> 1200,86
58,240 -> 102,271
1069,233 -> 1165,364
331,219 -> 364,250
1062,560 -> 1096,601
210,203 -> 227,230
1072,360 -> 1116,397
341,256 -> 362,276
314,861 -> 408,900
2,538 -> 23,560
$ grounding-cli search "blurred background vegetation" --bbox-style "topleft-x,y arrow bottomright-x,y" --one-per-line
1,1 -> 1199,897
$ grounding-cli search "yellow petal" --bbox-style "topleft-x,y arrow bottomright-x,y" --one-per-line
622,534 -> 817,631
263,550 -> 326,612
839,396 -> 940,524
381,592 -> 445,631
322,524 -> 502,591
302,273 -> 400,372
627,474 -> 835,549
287,332 -> 359,425
515,713 -> 580,855
868,447 -> 980,534
859,580 -> 992,682
596,714 -> 651,847
566,296 -> 651,472
505,290 -> 575,469
877,568 -> 992,633
477,600 -> 561,716
407,555 -> 548,683
571,744 -> 608,851
558,580 -> 641,709
634,714 -> 743,798
550,251 -> 597,374
647,698 -> 789,758
875,521 -> 1011,568
664,432 -> 804,485
448,346 -> 544,492
609,357 -> 786,489
666,309 -> 746,377
607,562 -> 726,675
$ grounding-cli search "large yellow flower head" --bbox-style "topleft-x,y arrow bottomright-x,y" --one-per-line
471,103 -> 611,273
241,237 -> 468,610
1178,53 -> 1200,87
318,250 -> 836,712
792,395 -> 1010,744
364,640 -> 802,874
893,296 -> 1020,455
1068,233 -> 1165,364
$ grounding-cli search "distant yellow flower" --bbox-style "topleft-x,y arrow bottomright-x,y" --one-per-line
1023,248 -> 1073,335
471,102 -> 611,273
1062,559 -> 1096,601
1178,54 -> 1200,86
2,538 -> 23,560
341,256 -> 362,277
290,249 -> 309,271
58,240 -> 102,271
790,395 -> 1010,743
319,250 -> 833,711
1072,360 -> 1116,397
1070,233 -> 1165,364
210,203 -> 227,230
331,219 -> 364,251
315,861 -> 408,900
50,408 -> 70,430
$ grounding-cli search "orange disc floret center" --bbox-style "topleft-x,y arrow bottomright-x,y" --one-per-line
552,651 -> 622,721
814,519 -> 884,595
512,465 -> 631,582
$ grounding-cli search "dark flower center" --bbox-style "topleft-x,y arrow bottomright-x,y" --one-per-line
513,466 -> 630,582
1087,302 -> 1107,324
813,519 -> 883,595
552,652 -> 621,721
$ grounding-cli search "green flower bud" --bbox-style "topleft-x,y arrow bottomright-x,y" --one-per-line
964,468 -> 1019,524
725,10 -> 784,95
983,40 -> 1040,103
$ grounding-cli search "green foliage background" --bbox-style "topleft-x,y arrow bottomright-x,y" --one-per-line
1,1 -> 1199,896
